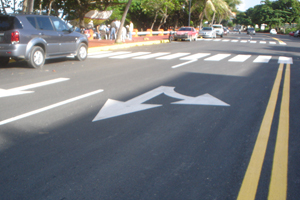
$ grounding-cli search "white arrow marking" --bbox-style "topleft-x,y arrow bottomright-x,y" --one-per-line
0,78 -> 69,98
93,86 -> 229,121
0,89 -> 103,125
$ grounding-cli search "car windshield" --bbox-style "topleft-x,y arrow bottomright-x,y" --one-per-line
178,27 -> 192,31
213,25 -> 222,29
202,27 -> 212,30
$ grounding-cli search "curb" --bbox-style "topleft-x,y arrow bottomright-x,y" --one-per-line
88,39 -> 170,53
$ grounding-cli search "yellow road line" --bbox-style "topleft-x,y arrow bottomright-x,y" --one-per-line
237,64 -> 284,200
271,37 -> 286,44
268,64 -> 290,200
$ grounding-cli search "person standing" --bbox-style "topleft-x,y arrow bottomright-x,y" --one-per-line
110,20 -> 116,40
129,21 -> 134,40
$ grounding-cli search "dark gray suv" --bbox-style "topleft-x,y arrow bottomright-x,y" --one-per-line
0,14 -> 88,69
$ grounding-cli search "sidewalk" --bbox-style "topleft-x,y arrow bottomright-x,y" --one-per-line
88,35 -> 170,53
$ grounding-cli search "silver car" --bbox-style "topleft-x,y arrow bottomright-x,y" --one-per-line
0,14 -> 88,69
199,27 -> 217,38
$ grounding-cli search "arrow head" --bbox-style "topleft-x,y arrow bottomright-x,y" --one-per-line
172,93 -> 230,106
93,99 -> 161,121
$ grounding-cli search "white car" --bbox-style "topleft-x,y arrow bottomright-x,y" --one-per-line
270,29 -> 277,34
212,24 -> 224,37
199,27 -> 217,38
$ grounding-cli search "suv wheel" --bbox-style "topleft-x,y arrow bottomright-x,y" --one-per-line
75,43 -> 87,61
28,46 -> 45,69
0,57 -> 10,67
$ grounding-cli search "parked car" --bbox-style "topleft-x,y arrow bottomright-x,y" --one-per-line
174,27 -> 198,41
294,30 -> 300,37
270,29 -> 277,35
199,27 -> 217,38
289,31 -> 295,36
0,14 -> 88,69
212,24 -> 224,37
247,28 -> 256,35
223,27 -> 229,35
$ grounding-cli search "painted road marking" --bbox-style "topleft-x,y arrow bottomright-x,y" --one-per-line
204,54 -> 231,61
89,51 -> 131,58
253,56 -> 272,63
250,41 -> 257,43
228,55 -> 251,62
238,63 -> 290,200
172,60 -> 197,69
109,52 -> 151,59
0,90 -> 104,125
278,56 -> 293,64
268,64 -> 290,200
270,41 -> 276,45
156,53 -> 190,60
0,78 -> 70,98
133,52 -> 170,59
222,39 -> 230,42
231,40 -> 239,42
213,39 -> 221,42
88,51 -> 112,56
260,41 -> 267,44
180,53 -> 211,60
241,40 -> 248,43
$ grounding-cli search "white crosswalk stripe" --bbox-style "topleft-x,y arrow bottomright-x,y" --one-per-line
180,53 -> 211,60
278,56 -> 293,64
260,41 -> 267,44
133,52 -> 170,59
156,53 -> 190,60
253,56 -> 272,63
204,54 -> 231,61
229,55 -> 252,62
89,51 -> 131,58
109,52 -> 151,59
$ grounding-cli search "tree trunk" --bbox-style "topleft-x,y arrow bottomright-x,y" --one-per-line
22,0 -> 28,13
47,0 -> 54,15
116,0 -> 133,43
211,12 -> 215,25
39,0 -> 43,15
0,0 -> 7,14
150,11 -> 158,30
199,0 -> 208,29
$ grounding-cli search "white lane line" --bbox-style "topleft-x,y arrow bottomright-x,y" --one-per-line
250,41 -> 257,43
156,53 -> 190,60
88,51 -> 112,56
204,54 -> 231,61
109,52 -> 151,59
231,40 -> 239,42
172,60 -> 197,69
196,38 -> 204,41
204,39 -> 213,41
222,39 -> 230,42
229,55 -> 252,62
89,51 -> 131,58
180,53 -> 211,60
260,41 -> 267,44
253,56 -> 272,63
270,42 -> 276,45
11,78 -> 70,91
213,39 -> 221,42
133,52 -> 170,59
241,40 -> 248,43
280,42 -> 287,45
278,56 -> 293,64
0,90 -> 104,126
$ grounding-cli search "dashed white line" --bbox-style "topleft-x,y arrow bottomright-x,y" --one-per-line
204,54 -> 231,61
229,55 -> 252,62
156,53 -> 190,60
253,56 -> 272,63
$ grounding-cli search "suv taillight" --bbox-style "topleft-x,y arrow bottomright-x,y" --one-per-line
11,31 -> 20,43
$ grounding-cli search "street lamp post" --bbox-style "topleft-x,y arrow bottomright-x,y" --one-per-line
188,0 -> 191,26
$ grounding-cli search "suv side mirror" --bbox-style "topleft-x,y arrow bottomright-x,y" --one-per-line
69,28 -> 74,33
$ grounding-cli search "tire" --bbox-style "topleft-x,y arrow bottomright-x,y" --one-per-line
75,43 -> 88,61
0,57 -> 10,67
27,46 -> 45,69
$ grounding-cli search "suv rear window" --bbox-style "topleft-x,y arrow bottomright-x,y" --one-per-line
0,16 -> 23,31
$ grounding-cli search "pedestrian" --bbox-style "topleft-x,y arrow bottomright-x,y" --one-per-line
110,20 -> 116,40
121,26 -> 127,42
129,21 -> 134,40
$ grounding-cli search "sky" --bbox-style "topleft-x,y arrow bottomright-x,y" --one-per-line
236,0 -> 263,11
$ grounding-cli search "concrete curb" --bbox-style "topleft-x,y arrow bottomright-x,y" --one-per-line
88,39 -> 170,53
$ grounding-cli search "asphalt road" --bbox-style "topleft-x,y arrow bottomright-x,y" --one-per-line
0,33 -> 300,200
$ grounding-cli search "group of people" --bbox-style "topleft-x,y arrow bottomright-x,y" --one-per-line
96,18 -> 134,42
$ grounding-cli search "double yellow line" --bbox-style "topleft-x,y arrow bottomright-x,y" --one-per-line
237,63 -> 290,200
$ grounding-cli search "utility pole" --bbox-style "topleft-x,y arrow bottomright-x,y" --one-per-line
188,0 -> 191,26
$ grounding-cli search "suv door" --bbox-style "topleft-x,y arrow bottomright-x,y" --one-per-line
29,16 -> 61,56
50,17 -> 76,54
